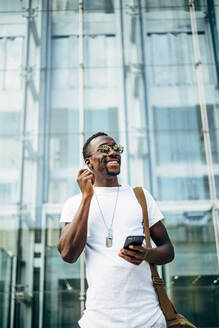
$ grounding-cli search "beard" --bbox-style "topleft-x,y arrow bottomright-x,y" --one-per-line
106,167 -> 120,176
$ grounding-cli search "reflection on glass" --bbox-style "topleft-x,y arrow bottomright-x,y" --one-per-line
0,249 -> 12,328
0,37 -> 23,90
0,0 -> 23,12
51,0 -> 114,13
165,210 -> 219,325
44,215 -> 81,328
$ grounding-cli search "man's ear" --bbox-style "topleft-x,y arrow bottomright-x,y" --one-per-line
85,159 -> 93,170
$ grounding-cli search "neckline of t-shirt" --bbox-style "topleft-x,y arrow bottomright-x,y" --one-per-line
94,184 -> 129,193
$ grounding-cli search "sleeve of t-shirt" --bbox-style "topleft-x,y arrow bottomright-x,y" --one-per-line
60,194 -> 82,223
143,188 -> 164,228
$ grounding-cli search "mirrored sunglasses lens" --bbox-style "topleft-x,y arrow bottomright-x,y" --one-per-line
114,144 -> 124,153
100,145 -> 110,154
100,144 -> 124,154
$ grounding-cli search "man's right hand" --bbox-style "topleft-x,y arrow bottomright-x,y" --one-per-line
77,169 -> 95,197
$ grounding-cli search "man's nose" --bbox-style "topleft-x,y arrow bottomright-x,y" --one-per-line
108,147 -> 117,156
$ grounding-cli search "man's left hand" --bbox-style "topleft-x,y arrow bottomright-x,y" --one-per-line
118,245 -> 149,265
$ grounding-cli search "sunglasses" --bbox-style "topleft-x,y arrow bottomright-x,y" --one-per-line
98,144 -> 124,154
87,144 -> 124,157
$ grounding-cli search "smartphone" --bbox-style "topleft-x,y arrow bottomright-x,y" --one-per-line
123,235 -> 145,250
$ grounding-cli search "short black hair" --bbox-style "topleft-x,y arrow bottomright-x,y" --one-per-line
83,132 -> 108,160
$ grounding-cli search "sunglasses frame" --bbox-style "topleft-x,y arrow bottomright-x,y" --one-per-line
98,144 -> 124,154
86,144 -> 124,158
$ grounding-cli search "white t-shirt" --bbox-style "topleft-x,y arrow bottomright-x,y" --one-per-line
60,184 -> 165,328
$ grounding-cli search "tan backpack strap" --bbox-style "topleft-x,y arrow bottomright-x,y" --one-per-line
133,186 -> 177,321
133,186 -> 151,248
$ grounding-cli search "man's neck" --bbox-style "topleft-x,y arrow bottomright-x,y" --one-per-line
94,176 -> 119,187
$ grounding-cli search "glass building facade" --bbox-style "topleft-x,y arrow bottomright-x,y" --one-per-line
0,0 -> 219,327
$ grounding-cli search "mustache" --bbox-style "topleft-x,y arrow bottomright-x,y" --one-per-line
104,156 -> 121,164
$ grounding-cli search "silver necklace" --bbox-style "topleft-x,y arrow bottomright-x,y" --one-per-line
94,186 -> 120,248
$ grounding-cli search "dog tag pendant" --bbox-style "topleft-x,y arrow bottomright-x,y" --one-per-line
106,229 -> 113,247
106,236 -> 112,247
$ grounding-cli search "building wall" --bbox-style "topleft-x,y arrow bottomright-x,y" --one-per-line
0,0 -> 219,327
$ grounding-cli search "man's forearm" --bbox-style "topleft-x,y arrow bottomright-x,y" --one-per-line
145,243 -> 174,265
58,195 -> 92,263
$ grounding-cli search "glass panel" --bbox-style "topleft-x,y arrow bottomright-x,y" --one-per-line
44,214 -> 81,328
51,0 -> 114,12
83,33 -> 120,138
0,37 -> 23,90
5,37 -> 23,90
51,36 -> 79,90
0,214 -> 16,327
49,6 -> 124,203
145,0 -> 206,10
208,105 -> 219,164
0,0 -> 23,12
0,39 -> 5,89
0,37 -> 23,207
49,108 -> 80,202
0,112 -> 20,176
141,1 -> 214,200
49,8 -> 80,203
164,210 -> 219,325
209,3 -> 219,207
172,275 -> 219,326
0,250 -> 12,327
0,1 -> 40,327
83,8 -> 125,175
153,106 -> 211,200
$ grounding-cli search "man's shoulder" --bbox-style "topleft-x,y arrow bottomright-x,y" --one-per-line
130,185 -> 151,196
131,186 -> 158,204
60,193 -> 82,223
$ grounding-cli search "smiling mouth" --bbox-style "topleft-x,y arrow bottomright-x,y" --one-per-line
107,160 -> 119,164
105,159 -> 121,175
105,158 -> 120,165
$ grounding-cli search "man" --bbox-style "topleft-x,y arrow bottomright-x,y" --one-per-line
58,132 -> 174,328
